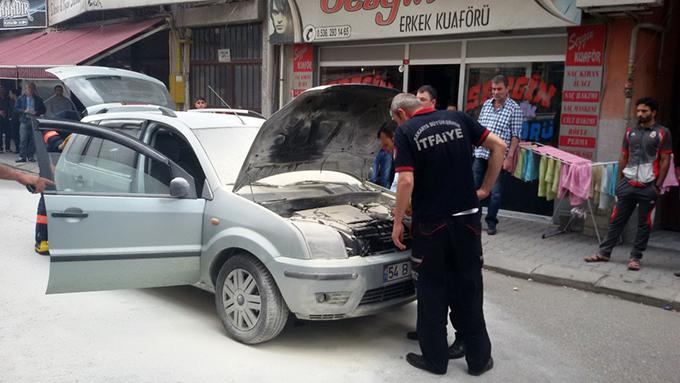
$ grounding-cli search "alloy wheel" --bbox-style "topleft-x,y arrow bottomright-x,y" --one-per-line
222,268 -> 262,331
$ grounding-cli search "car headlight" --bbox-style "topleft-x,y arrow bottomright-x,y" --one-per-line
291,220 -> 348,259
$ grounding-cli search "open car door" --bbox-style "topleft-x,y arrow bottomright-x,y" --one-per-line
32,118 -> 204,294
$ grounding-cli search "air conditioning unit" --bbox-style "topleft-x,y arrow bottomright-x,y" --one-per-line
577,0 -> 663,14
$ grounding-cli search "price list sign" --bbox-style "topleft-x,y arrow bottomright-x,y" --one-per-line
558,24 -> 606,160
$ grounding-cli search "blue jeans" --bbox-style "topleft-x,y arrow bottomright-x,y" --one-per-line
472,157 -> 504,228
19,120 -> 35,159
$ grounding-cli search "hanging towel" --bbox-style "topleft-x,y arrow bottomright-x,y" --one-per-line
558,162 -> 592,206
599,164 -> 611,211
544,158 -> 556,201
608,163 -> 619,196
538,155 -> 548,197
548,160 -> 561,201
590,165 -> 603,209
514,148 -> 525,179
526,153 -> 539,182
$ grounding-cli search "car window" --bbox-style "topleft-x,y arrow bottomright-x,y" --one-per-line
97,120 -> 144,139
63,134 -> 88,163
55,135 -> 171,195
149,126 -> 206,196
63,75 -> 173,110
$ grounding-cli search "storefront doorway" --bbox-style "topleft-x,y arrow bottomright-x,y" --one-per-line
408,65 -> 459,110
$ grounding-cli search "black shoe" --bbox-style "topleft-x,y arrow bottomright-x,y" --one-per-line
468,357 -> 494,376
448,339 -> 465,359
28,157 -> 36,162
405,353 -> 446,375
15,157 -> 26,163
674,271 -> 680,277
486,226 -> 497,235
406,331 -> 418,341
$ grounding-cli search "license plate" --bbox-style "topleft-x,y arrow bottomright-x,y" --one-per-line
383,261 -> 411,282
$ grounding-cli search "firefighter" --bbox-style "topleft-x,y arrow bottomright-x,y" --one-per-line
390,93 -> 505,376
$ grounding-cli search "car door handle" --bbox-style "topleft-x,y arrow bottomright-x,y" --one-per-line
52,208 -> 89,219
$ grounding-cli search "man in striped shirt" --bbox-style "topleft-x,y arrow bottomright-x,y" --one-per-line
472,75 -> 523,235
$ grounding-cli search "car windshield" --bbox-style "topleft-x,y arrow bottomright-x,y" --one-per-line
193,127 -> 259,184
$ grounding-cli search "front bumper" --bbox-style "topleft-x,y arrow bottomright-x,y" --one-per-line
269,250 -> 415,320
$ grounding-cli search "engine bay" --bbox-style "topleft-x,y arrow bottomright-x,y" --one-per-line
291,204 -> 411,257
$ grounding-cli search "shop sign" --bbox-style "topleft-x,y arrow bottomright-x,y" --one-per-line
0,0 -> 47,30
558,24 -> 606,160
48,0 -> 192,25
292,44 -> 313,98
267,0 -> 581,44
466,75 -> 559,112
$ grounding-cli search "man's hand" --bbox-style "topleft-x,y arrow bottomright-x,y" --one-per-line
476,188 -> 490,200
502,155 -> 514,172
15,172 -> 52,193
392,221 -> 406,251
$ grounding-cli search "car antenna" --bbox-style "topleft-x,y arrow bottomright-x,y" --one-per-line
207,85 -> 246,125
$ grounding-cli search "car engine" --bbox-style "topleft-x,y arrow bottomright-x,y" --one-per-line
290,204 -> 411,256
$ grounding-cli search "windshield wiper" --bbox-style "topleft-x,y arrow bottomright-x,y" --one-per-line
250,181 -> 280,188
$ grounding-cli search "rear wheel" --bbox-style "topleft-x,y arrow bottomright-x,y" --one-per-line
215,254 -> 289,344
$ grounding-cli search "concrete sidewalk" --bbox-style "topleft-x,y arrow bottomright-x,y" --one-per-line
0,151 -> 39,174
2,151 -> 679,311
483,215 -> 680,311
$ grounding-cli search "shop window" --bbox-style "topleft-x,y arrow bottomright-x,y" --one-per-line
465,62 -> 564,216
320,66 -> 403,90
465,62 -> 564,147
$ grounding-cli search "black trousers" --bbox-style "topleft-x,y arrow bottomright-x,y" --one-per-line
599,180 -> 658,260
411,211 -> 492,372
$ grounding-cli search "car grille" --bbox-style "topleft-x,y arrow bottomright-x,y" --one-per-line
352,221 -> 411,256
359,280 -> 415,306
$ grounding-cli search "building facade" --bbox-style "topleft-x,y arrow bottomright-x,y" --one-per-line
266,0 -> 679,231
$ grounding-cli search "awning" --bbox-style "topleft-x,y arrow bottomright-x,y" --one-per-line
0,19 -> 167,80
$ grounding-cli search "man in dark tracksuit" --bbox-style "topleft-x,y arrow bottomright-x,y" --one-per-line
390,93 -> 506,376
585,97 -> 672,271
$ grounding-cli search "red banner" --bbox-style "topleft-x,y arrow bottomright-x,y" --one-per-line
292,44 -> 314,98
559,24 -> 606,160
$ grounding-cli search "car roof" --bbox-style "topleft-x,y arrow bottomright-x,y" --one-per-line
82,110 -> 265,133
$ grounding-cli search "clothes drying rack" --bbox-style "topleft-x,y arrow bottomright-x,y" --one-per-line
520,143 -> 617,244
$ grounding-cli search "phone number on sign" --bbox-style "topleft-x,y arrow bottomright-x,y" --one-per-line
314,25 -> 351,40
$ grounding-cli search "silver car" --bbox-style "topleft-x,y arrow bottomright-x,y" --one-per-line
34,67 -> 414,344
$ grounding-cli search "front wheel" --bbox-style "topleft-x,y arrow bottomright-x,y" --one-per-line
215,254 -> 289,344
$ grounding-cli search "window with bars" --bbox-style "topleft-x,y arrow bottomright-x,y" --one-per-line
190,23 -> 263,112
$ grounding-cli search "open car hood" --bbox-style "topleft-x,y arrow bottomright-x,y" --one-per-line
46,66 -> 174,115
233,85 -> 398,191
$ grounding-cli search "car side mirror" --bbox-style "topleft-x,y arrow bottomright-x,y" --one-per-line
170,177 -> 191,198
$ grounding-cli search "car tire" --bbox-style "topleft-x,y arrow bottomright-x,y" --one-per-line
215,254 -> 289,344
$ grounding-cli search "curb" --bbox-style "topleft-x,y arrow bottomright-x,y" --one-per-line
484,259 -> 679,312
0,159 -> 38,175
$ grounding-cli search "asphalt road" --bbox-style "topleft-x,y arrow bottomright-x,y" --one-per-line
1,182 -> 679,383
